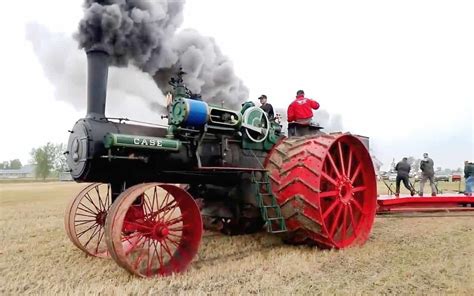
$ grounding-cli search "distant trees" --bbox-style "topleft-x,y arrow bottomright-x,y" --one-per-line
0,159 -> 23,170
407,157 -> 421,173
30,143 -> 67,180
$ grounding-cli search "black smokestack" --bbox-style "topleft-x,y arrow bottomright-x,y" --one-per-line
86,48 -> 109,119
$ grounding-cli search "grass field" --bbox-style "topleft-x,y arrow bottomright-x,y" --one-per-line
1,182 -> 473,295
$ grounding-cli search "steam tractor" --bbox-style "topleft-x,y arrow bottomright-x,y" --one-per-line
64,48 -> 377,277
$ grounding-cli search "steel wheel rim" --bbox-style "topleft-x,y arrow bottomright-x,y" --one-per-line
106,183 -> 202,277
65,183 -> 111,258
318,135 -> 376,248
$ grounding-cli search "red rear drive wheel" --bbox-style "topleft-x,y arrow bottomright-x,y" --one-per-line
265,133 -> 377,248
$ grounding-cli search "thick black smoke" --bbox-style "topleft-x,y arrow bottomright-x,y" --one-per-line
26,22 -> 167,122
77,0 -> 249,108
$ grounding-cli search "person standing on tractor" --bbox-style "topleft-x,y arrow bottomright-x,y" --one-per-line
258,95 -> 274,120
464,160 -> 474,196
419,153 -> 437,196
394,157 -> 415,197
287,90 -> 320,136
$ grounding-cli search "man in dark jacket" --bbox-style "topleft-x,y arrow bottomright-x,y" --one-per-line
394,157 -> 415,197
258,95 -> 274,120
419,153 -> 437,196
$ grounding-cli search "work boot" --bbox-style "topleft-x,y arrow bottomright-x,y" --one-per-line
431,192 -> 437,197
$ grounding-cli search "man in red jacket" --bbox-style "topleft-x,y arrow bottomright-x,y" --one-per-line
287,90 -> 320,136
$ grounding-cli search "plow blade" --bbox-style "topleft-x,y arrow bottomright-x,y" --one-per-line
377,195 -> 474,214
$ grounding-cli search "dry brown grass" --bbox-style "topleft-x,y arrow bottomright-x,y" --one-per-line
1,182 -> 473,295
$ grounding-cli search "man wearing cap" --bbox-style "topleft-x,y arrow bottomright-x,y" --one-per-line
287,90 -> 320,136
258,95 -> 274,120
394,157 -> 416,197
419,152 -> 437,196
287,90 -> 320,124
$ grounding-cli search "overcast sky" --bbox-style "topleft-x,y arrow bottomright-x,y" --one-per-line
0,0 -> 472,171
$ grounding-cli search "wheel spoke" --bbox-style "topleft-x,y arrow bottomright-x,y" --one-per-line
329,204 -> 344,237
95,186 -> 106,211
161,202 -> 179,223
157,200 -> 178,221
83,224 -> 101,248
350,163 -> 362,184
132,237 -> 150,270
321,171 -> 338,187
164,216 -> 183,226
340,206 -> 348,242
124,221 -> 153,231
76,223 -> 98,238
151,187 -> 157,212
161,240 -> 175,267
157,243 -> 165,270
75,219 -> 95,227
152,240 -> 163,272
352,186 -> 367,193
323,199 -> 340,219
75,212 -> 97,218
124,234 -> 146,255
319,190 -> 339,198
165,236 -> 181,248
158,192 -> 170,216
84,193 -> 101,212
347,147 -> 353,177
167,232 -> 183,239
78,203 -> 97,215
348,204 -> 358,236
146,239 -> 153,277
351,197 -> 364,214
338,142 -> 346,177
94,227 -> 105,254
327,153 -> 341,178
105,185 -> 111,210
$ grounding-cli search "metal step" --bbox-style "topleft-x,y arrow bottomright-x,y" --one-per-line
251,171 -> 287,234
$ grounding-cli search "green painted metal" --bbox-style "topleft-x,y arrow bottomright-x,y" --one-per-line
169,98 -> 188,126
251,171 -> 287,233
208,106 -> 242,128
104,133 -> 181,151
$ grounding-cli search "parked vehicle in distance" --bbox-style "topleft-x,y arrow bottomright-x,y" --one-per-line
451,174 -> 462,182
388,173 -> 397,182
435,174 -> 450,182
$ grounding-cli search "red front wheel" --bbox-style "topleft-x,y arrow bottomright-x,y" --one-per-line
104,183 -> 203,277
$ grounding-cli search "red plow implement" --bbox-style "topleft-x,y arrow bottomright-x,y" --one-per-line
377,194 -> 474,214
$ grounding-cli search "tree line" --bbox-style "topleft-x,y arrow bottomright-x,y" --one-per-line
1,143 -> 67,180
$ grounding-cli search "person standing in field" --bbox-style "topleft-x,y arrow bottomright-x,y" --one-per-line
464,160 -> 474,196
419,153 -> 437,196
394,157 -> 415,197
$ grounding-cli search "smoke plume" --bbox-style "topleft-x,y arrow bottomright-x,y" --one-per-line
26,22 -> 167,122
77,0 -> 249,108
